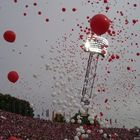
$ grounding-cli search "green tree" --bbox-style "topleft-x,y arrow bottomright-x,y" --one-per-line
0,93 -> 34,117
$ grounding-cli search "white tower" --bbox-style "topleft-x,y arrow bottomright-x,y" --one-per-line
81,35 -> 109,105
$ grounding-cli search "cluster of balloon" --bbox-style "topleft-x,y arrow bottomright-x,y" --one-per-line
90,14 -> 110,35
7,71 -> 19,83
3,30 -> 16,43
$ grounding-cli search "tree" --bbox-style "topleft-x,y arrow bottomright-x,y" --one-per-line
0,93 -> 34,117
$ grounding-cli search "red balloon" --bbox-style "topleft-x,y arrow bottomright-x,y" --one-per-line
7,71 -> 19,83
90,14 -> 110,35
3,30 -> 16,43
8,136 -> 18,140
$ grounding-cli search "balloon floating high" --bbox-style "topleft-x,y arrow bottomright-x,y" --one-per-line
3,30 -> 16,43
90,14 -> 110,35
7,71 -> 19,83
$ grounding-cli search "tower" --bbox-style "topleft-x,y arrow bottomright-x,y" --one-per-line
81,35 -> 109,106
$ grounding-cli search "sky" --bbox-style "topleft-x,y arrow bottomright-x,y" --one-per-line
0,0 -> 140,128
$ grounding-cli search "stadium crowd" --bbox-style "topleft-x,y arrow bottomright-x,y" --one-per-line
0,110 -> 140,140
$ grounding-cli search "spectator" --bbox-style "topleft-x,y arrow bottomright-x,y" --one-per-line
0,110 -> 139,140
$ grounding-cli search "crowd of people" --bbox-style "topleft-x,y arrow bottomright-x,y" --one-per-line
0,110 -> 140,140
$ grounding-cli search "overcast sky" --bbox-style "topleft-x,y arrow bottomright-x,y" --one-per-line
0,0 -> 140,128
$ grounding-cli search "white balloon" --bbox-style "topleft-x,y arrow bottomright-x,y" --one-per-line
60,80 -> 65,86
87,129 -> 91,134
65,88 -> 69,93
88,98 -> 92,102
106,105 -> 111,110
90,120 -> 94,124
80,107 -> 86,114
52,100 -> 57,105
88,104 -> 92,109
72,100 -> 76,104
81,134 -> 86,138
62,105 -> 67,110
83,105 -> 89,110
71,119 -> 75,123
88,116 -> 93,121
51,92 -> 57,97
81,129 -> 85,133
106,124 -> 109,128
103,133 -> 107,138
73,103 -> 78,108
76,132 -> 81,136
69,96 -> 74,100
78,94 -> 83,98
68,103 -> 72,107
81,102 -> 85,106
84,95 -> 90,100
77,115 -> 82,119
79,126 -> 83,130
75,103 -> 81,108
66,94 -> 71,98
100,121 -> 104,127
76,128 -> 81,132
85,134 -> 89,138
78,119 -> 82,124
65,118 -> 70,123
74,136 -> 79,140
99,129 -> 103,134
55,82 -> 59,87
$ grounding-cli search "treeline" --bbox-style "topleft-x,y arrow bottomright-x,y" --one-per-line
0,93 -> 34,117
